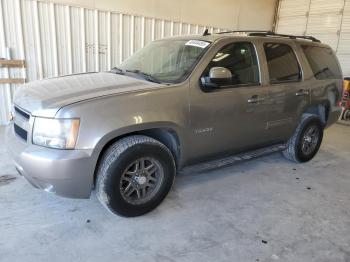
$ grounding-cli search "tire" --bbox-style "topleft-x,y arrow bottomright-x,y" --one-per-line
96,135 -> 176,217
343,109 -> 350,121
283,114 -> 324,163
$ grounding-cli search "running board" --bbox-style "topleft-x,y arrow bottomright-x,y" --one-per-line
180,144 -> 286,174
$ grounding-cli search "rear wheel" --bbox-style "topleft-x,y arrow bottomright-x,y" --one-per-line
283,114 -> 324,163
96,135 -> 176,217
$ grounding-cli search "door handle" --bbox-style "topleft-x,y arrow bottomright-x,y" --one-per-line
296,89 -> 309,96
248,95 -> 265,104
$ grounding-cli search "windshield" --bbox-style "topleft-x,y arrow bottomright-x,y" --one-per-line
118,39 -> 211,84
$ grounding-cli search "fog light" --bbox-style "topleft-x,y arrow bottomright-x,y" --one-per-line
44,185 -> 55,193
8,112 -> 13,122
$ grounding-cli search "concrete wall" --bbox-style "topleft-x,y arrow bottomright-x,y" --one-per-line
41,0 -> 277,30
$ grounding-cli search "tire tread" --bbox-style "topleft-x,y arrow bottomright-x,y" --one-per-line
96,135 -> 175,215
283,113 -> 319,163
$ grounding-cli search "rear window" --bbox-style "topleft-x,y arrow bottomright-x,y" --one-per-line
302,45 -> 341,80
264,43 -> 301,84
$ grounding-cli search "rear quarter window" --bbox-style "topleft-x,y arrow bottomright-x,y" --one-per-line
301,45 -> 342,80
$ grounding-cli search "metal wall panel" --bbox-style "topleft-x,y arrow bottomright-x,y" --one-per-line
306,13 -> 342,50
338,0 -> 350,54
276,0 -> 350,76
306,14 -> 342,35
309,0 -> 344,14
55,4 -> 73,75
0,0 -> 227,125
21,0 -> 43,81
276,16 -> 308,35
0,0 -> 10,125
278,0 -> 310,17
338,55 -> 350,75
70,7 -> 85,74
276,0 -> 310,35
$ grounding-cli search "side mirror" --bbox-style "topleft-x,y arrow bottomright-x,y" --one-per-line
200,67 -> 232,91
209,67 -> 232,80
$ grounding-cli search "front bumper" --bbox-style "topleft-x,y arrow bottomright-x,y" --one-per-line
5,124 -> 95,199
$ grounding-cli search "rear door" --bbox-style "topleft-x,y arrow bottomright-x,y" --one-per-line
262,42 -> 310,142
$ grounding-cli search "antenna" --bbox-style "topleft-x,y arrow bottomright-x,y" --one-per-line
203,29 -> 210,36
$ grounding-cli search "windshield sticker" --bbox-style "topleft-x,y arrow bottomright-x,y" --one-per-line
185,40 -> 210,49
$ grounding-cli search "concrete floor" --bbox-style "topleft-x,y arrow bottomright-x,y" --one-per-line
0,124 -> 350,262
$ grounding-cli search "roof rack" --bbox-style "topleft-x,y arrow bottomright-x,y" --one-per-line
214,30 -> 321,43
217,30 -> 274,35
247,32 -> 321,43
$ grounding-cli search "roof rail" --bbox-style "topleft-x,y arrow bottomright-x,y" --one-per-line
215,30 -> 321,43
248,32 -> 321,43
217,30 -> 274,35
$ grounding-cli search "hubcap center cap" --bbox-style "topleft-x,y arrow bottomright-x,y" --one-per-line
137,176 -> 147,185
305,136 -> 312,143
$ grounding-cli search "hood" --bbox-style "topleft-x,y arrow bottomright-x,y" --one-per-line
14,72 -> 162,117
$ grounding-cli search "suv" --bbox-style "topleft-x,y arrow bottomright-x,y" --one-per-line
6,31 -> 343,217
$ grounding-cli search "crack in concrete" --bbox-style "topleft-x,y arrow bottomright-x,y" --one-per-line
0,175 -> 16,186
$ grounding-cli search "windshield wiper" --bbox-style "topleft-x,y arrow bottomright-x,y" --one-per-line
125,69 -> 162,84
111,67 -> 125,75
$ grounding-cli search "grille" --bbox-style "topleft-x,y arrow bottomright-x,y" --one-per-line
14,106 -> 30,120
14,123 -> 28,141
13,106 -> 30,142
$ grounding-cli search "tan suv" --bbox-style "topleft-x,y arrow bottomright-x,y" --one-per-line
6,31 -> 343,216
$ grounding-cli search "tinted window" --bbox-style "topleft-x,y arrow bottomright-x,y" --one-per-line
264,43 -> 301,83
302,45 -> 341,80
204,42 -> 260,86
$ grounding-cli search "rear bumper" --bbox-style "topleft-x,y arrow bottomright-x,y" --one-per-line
326,106 -> 342,128
5,124 -> 95,199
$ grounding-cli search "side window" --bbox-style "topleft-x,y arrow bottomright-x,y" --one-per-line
203,42 -> 260,86
301,45 -> 341,80
264,43 -> 301,84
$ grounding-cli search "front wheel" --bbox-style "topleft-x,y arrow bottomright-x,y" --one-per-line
283,114 -> 324,163
96,135 -> 176,217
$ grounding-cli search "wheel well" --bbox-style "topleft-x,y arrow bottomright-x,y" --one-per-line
304,103 -> 330,125
93,128 -> 180,185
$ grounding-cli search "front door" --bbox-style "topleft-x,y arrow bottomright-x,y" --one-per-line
187,41 -> 270,163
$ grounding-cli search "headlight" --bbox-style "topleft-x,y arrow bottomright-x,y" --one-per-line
33,118 -> 80,149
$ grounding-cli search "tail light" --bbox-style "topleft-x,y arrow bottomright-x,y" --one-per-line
341,78 -> 350,108
344,78 -> 350,92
